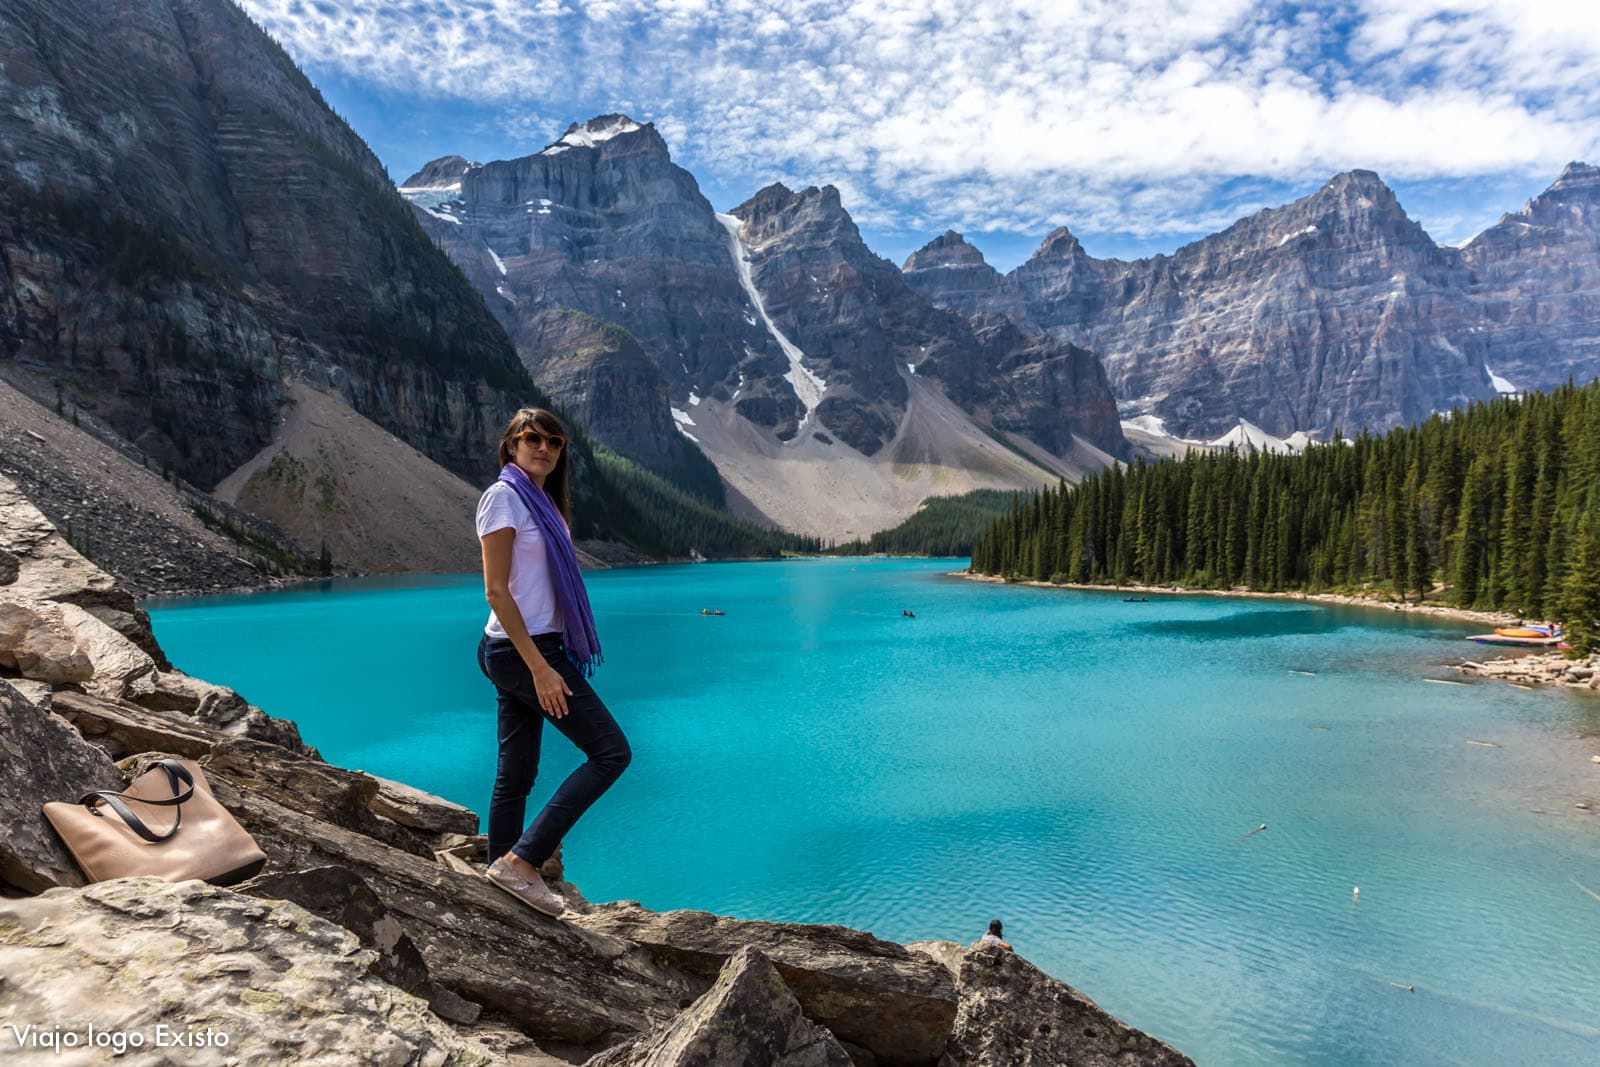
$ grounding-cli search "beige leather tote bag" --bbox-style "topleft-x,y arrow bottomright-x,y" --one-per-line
43,758 -> 267,885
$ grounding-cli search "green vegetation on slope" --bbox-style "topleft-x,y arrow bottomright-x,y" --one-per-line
972,380 -> 1600,650
831,489 -> 1024,556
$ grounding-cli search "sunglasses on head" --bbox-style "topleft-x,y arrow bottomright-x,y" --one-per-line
513,429 -> 566,451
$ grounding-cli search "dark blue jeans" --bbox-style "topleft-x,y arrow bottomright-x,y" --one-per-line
477,632 -> 632,866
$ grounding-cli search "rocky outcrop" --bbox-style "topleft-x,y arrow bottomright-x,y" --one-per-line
907,171 -> 1496,442
588,946 -> 854,1067
517,310 -> 725,503
0,472 -> 312,752
0,878 -> 502,1065
900,232 -> 1026,328
575,902 -> 959,1064
0,378 -> 306,597
1456,649 -> 1600,690
928,943 -> 1195,1067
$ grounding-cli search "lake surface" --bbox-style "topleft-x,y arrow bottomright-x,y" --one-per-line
147,558 -> 1600,1066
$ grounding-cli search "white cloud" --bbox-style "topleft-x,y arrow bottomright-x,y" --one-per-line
240,0 -> 1600,241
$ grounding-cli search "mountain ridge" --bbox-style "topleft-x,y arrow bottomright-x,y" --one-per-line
904,165 -> 1600,440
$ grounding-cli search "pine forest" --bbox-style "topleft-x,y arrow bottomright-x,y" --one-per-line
970,380 -> 1600,651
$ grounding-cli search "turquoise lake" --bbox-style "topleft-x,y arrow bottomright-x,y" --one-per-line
146,558 -> 1600,1066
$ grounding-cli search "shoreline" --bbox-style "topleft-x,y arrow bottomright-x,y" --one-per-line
952,571 -> 1530,626
953,571 -> 1600,693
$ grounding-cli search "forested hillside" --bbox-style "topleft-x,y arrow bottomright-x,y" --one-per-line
972,381 -> 1600,649
831,490 -> 1022,557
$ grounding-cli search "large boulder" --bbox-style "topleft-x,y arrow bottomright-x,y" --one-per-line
574,903 -> 958,1065
934,943 -> 1195,1067
0,600 -> 92,683
55,601 -> 157,699
367,774 -> 479,837
0,680 -> 122,893
0,473 -> 167,665
0,878 -> 501,1065
55,681 -> 315,763
588,946 -> 853,1067
242,865 -> 433,995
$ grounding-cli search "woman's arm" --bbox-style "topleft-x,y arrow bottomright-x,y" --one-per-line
481,528 -> 573,718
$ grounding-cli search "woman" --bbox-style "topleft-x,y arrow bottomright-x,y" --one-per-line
476,408 -> 631,917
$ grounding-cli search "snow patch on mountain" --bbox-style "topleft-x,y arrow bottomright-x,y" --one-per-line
715,212 -> 827,422
1207,419 -> 1313,453
541,116 -> 643,155
1485,363 -> 1519,394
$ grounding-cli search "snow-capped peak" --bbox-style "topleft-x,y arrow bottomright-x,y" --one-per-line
541,115 -> 644,155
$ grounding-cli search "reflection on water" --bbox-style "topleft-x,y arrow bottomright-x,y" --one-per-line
1136,608 -> 1349,639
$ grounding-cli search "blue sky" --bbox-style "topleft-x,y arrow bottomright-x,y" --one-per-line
246,0 -> 1600,271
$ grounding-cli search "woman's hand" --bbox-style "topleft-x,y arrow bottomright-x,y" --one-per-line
530,660 -> 574,719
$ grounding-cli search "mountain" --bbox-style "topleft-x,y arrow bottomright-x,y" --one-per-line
0,2 -> 821,576
399,115 -> 753,501
0,0 -> 539,495
905,171 -> 1511,442
1460,162 -> 1600,394
402,121 -> 1128,539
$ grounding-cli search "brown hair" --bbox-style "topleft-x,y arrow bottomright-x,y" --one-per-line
496,408 -> 571,521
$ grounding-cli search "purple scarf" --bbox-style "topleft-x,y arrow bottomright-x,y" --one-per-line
499,463 -> 602,676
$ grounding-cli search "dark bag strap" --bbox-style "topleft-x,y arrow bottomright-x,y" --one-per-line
79,760 -> 196,844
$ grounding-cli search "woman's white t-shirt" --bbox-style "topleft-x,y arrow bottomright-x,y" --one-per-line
476,482 -> 565,639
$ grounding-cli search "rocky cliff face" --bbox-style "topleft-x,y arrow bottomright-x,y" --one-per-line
0,0 -> 538,493
906,171 -> 1584,441
1461,162 -> 1600,394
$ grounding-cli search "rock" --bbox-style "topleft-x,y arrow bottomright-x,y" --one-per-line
1460,162 -> 1600,400
1,0 -> 541,563
55,601 -> 157,699
4,677 -> 53,708
238,865 -> 437,1001
146,762 -> 696,1051
204,738 -> 450,858
0,680 -> 124,892
587,946 -> 853,1067
905,939 -> 968,977
574,902 -> 958,1064
0,474 -> 169,663
123,669 -> 315,754
0,547 -> 19,585
1590,755 -> 1600,764
52,688 -> 224,760
1564,665 -> 1593,680
53,691 -> 453,858
0,878 -> 501,1065
938,944 -> 1194,1067
0,600 -> 92,683
369,773 -> 480,836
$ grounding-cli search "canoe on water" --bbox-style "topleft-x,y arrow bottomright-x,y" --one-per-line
1494,626 -> 1561,638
